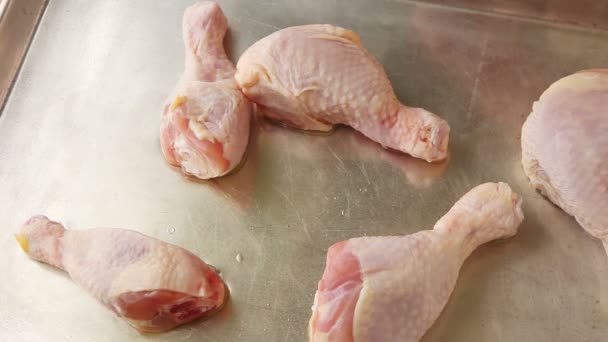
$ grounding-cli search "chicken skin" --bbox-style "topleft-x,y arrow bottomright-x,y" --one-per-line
309,183 -> 524,341
15,215 -> 226,332
161,1 -> 252,179
235,24 -> 449,162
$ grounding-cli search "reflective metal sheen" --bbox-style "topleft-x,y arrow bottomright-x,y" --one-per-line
0,0 -> 47,111
1,1 -> 607,341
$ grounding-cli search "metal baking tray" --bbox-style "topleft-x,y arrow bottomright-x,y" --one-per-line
1,1 -> 607,341
0,0 -> 47,111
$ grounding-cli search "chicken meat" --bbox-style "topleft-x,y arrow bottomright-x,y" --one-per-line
160,1 -> 252,179
521,69 -> 608,252
15,215 -> 226,332
309,182 -> 524,341
235,24 -> 450,163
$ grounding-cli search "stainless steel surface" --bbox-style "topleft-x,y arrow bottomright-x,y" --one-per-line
421,0 -> 608,30
0,0 -> 47,111
1,1 -> 608,341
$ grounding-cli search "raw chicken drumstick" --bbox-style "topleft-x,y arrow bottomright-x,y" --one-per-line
15,215 -> 226,332
235,24 -> 450,162
309,182 -> 524,342
160,1 -> 252,179
522,69 -> 608,253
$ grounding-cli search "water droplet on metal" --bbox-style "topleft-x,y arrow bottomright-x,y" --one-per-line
236,253 -> 243,263
167,227 -> 176,234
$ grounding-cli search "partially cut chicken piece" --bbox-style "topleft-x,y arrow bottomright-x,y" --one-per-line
309,182 -> 524,341
235,24 -> 450,162
160,1 -> 252,179
15,215 -> 226,332
522,69 -> 608,251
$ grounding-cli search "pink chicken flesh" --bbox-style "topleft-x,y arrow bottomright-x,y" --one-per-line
160,1 -> 251,179
309,182 -> 524,342
522,69 -> 608,252
235,24 -> 450,163
15,215 -> 226,332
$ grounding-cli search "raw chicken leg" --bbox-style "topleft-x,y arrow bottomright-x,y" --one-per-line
235,25 -> 450,162
309,182 -> 524,342
522,69 -> 608,252
15,215 -> 226,332
160,1 -> 252,179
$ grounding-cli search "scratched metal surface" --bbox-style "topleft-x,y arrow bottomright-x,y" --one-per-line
421,0 -> 608,30
1,0 -> 608,341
